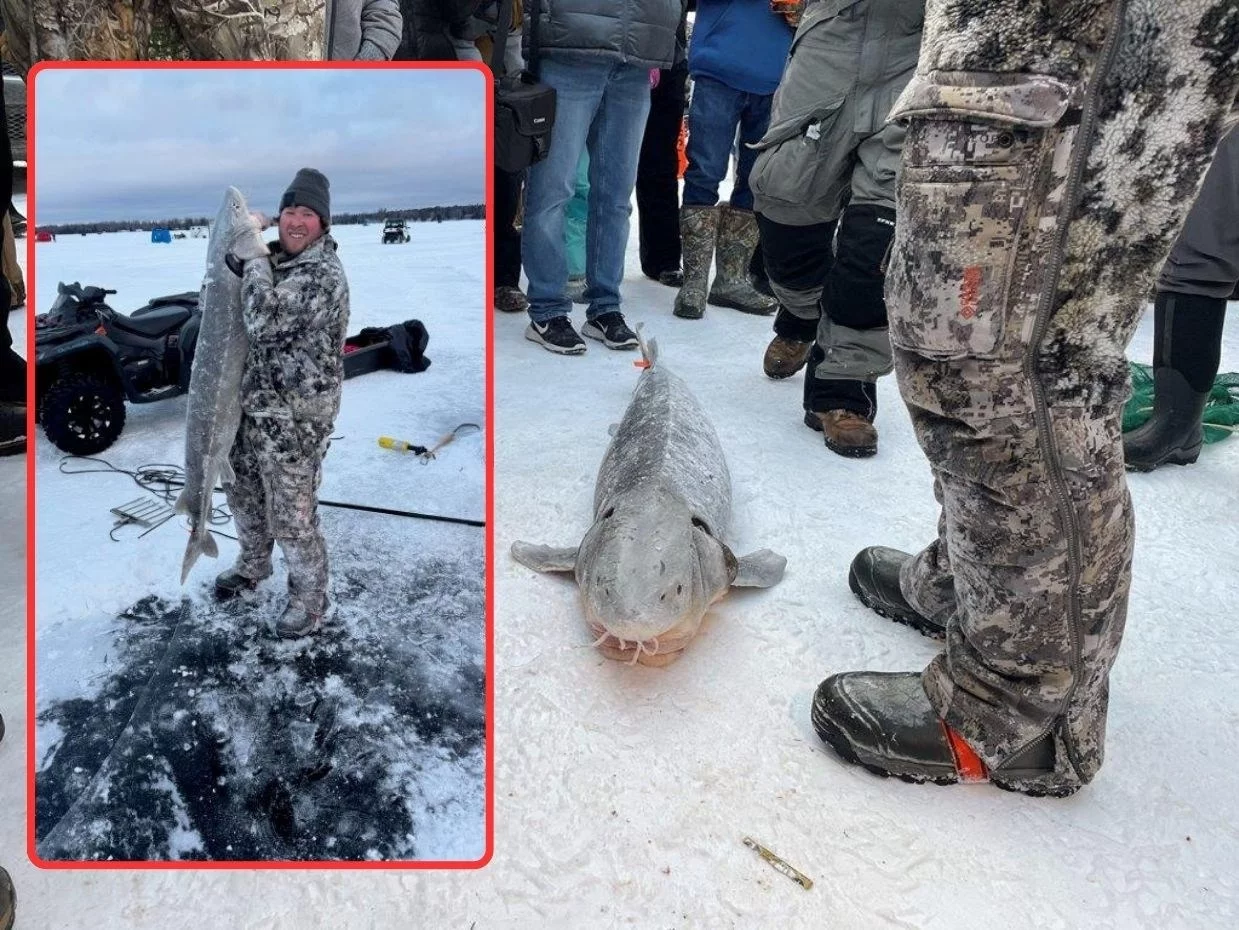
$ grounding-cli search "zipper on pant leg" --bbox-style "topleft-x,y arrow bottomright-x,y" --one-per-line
1018,0 -> 1129,780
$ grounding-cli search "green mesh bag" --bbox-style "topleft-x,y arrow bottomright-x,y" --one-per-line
1122,362 -> 1239,443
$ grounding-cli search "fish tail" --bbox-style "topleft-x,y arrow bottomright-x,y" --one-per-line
634,324 -> 658,370
180,527 -> 220,584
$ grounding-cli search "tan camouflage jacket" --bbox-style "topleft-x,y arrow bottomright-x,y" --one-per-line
0,1 -> 398,68
240,235 -> 350,430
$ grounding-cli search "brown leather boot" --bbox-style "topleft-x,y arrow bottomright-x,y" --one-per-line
763,335 -> 812,379
805,409 -> 878,458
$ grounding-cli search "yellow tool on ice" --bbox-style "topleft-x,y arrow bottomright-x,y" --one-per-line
378,423 -> 481,463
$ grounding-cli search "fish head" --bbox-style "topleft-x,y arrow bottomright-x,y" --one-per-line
222,186 -> 269,261
576,490 -> 734,665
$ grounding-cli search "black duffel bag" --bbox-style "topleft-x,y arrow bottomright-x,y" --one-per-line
492,0 -> 556,174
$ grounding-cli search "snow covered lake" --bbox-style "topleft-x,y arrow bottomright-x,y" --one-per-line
1,204 -> 1237,924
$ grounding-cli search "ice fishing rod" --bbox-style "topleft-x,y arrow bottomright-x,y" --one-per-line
317,499 -> 484,528
59,456 -> 485,532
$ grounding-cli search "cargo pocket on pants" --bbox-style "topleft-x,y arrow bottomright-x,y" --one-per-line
886,120 -> 1045,360
883,70 -> 1074,361
749,103 -> 845,211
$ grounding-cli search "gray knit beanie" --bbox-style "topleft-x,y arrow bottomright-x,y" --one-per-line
278,168 -> 331,228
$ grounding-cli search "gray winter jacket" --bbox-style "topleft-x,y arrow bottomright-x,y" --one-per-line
525,0 -> 683,71
328,0 -> 404,59
763,0 -> 924,142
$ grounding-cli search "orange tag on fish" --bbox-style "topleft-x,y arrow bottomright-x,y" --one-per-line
634,359 -> 651,369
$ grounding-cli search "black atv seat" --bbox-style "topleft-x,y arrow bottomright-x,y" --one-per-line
110,304 -> 194,338
141,291 -> 200,310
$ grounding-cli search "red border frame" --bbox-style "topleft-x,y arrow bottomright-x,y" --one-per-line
23,60 -> 496,871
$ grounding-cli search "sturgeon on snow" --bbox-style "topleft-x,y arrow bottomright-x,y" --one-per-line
512,335 -> 786,666
175,187 -> 269,582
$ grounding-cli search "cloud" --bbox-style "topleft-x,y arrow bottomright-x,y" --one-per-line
33,67 -> 487,224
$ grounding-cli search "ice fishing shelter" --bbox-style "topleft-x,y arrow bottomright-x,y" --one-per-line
151,228 -> 172,244
35,230 -> 53,242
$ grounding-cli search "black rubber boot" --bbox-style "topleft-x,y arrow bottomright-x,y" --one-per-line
214,568 -> 261,601
847,547 -> 945,639
1124,291 -> 1226,472
811,671 -> 1073,797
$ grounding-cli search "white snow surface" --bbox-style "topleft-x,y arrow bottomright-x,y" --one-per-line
1,207 -> 1238,923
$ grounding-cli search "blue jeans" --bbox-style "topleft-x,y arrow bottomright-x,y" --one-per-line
683,74 -> 773,212
522,54 -> 653,323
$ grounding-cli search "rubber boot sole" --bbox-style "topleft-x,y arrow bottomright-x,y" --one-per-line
707,292 -> 777,315
1125,439 -> 1202,473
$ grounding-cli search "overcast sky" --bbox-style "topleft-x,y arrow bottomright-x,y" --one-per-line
33,67 -> 486,224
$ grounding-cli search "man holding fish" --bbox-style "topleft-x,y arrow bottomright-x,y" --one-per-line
180,168 -> 350,639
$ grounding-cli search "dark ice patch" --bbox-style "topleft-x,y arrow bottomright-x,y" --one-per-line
36,547 -> 485,862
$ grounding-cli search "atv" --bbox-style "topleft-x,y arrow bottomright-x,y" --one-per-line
382,219 -> 410,244
35,282 -> 200,455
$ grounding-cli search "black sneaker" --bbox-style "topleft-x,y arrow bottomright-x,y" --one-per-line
848,547 -> 945,638
581,311 -> 639,350
525,316 -> 587,355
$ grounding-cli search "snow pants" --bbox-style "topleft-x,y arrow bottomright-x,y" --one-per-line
224,413 -> 330,612
1157,125 -> 1239,299
750,5 -> 911,417
889,1 -> 1239,792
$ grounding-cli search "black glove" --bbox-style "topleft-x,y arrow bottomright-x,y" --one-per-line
224,252 -> 245,277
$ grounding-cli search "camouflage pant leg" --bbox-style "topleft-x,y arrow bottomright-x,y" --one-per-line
899,478 -> 956,627
886,4 -> 1239,788
223,418 -> 274,580
266,463 -> 329,613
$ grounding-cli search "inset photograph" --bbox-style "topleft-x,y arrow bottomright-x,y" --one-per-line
29,64 -> 489,864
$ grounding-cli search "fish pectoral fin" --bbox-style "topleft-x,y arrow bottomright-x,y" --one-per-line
732,548 -> 787,588
200,530 -> 219,560
511,541 -> 578,574
219,458 -> 236,487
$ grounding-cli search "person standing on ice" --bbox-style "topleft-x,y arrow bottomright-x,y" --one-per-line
1123,126 -> 1238,472
519,0 -> 685,355
749,0 -> 925,459
670,0 -> 791,321
216,168 -> 350,640
812,0 -> 1238,796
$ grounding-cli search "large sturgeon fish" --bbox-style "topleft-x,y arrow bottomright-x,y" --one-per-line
512,336 -> 786,666
175,187 -> 269,583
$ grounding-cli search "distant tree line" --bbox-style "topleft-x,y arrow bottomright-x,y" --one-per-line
42,204 -> 486,236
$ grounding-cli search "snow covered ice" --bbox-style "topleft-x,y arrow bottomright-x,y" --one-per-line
1,204 -> 1238,923
23,219 -> 486,862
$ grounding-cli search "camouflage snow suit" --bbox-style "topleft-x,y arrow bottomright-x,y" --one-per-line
225,236 -> 349,616
887,0 -> 1239,793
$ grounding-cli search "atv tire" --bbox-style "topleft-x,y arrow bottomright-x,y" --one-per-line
41,371 -> 126,455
